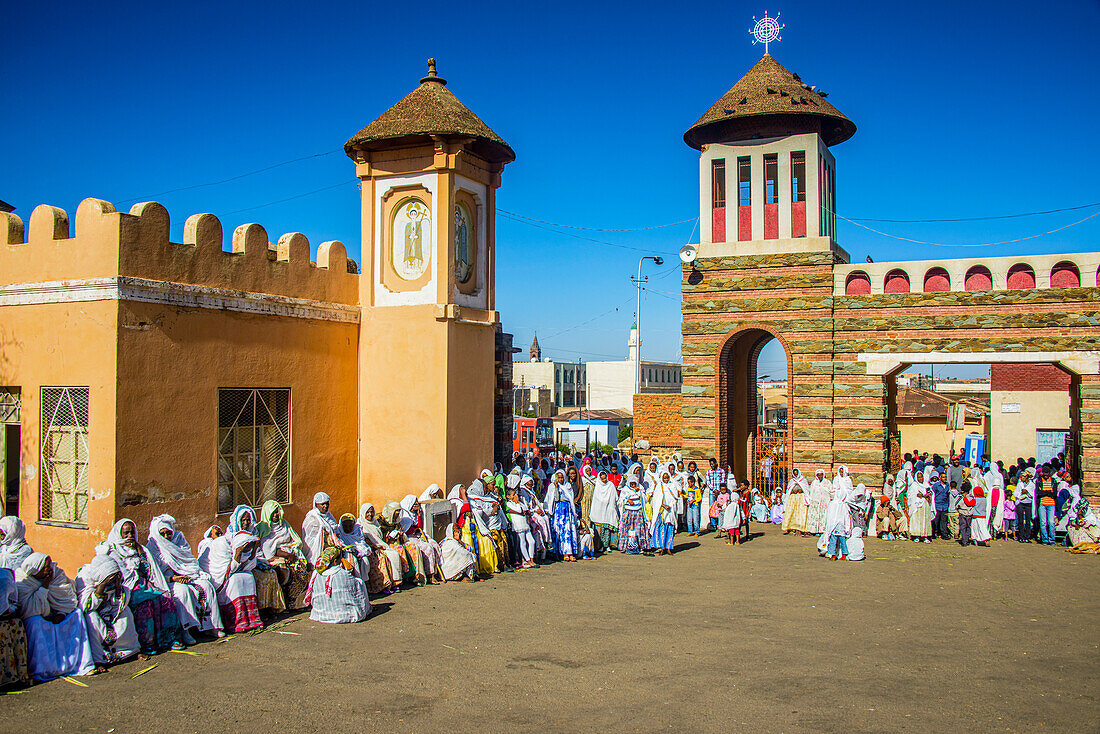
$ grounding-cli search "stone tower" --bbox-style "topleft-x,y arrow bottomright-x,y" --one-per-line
345,59 -> 515,501
530,333 -> 541,362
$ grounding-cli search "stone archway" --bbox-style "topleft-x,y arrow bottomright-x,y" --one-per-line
716,326 -> 793,487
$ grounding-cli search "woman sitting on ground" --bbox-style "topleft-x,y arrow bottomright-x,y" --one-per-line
145,515 -> 223,640
15,552 -> 94,680
76,552 -> 141,671
440,523 -> 477,582
0,568 -> 29,687
335,513 -> 374,584
101,519 -> 186,654
255,501 -> 311,610
301,493 -> 370,624
199,521 -> 263,634
357,504 -> 401,594
227,506 -> 286,617
0,517 -> 33,571
401,518 -> 444,583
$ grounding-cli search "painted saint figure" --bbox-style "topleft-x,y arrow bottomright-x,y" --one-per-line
454,203 -> 471,283
403,204 -> 424,272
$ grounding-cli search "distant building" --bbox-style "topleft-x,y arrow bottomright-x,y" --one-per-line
529,333 -> 541,362
894,387 -> 990,458
990,363 -> 1072,464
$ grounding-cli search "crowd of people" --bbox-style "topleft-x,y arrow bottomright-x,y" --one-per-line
772,451 -> 1099,560
0,448 -> 1093,689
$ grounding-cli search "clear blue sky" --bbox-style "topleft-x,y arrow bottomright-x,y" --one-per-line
4,1 -> 1098,378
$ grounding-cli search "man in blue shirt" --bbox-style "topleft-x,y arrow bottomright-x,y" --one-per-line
931,471 -> 951,540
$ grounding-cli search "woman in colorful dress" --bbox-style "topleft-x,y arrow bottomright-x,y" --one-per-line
455,502 -> 494,578
76,552 -> 140,671
544,469 -> 578,561
336,513 -> 374,583
806,469 -> 831,534
650,471 -> 678,555
519,475 -> 551,562
357,503 -> 401,594
227,506 -> 286,616
301,492 -> 370,624
782,468 -> 810,536
589,469 -> 619,553
0,517 -> 33,571
101,519 -> 186,654
255,501 -> 311,610
145,515 -> 223,639
617,476 -> 648,554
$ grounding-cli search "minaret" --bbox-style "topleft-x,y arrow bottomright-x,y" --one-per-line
627,322 -> 639,362
530,333 -> 541,362
345,59 -> 515,502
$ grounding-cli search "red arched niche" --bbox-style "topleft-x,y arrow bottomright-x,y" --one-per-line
964,265 -> 992,291
923,267 -> 951,292
1007,263 -> 1035,289
845,271 -> 871,295
1050,261 -> 1080,288
884,269 -> 910,293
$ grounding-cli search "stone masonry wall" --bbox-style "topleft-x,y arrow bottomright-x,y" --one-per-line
633,393 -> 683,453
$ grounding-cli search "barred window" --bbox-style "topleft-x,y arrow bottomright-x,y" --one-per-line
40,387 -> 89,524
217,389 -> 290,514
0,389 -> 20,424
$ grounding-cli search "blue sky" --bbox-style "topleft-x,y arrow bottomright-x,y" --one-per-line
4,1 -> 1098,378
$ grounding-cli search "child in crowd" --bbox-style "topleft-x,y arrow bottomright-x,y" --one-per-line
710,486 -> 729,532
505,489 -> 536,569
577,520 -> 595,560
685,475 -> 702,536
720,491 -> 742,545
1003,489 -> 1018,541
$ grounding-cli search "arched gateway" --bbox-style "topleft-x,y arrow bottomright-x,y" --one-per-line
654,53 -> 1100,497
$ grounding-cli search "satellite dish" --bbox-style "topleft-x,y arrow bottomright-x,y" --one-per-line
679,244 -> 698,264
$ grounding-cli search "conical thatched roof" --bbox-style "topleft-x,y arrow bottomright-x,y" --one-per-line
344,60 -> 515,164
684,54 -> 855,149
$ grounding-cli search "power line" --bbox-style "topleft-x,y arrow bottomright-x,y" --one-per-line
118,149 -> 342,204
223,180 -> 353,215
539,296 -> 635,340
498,209 -> 697,232
846,200 -> 1100,223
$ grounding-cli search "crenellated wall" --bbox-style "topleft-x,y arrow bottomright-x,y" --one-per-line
1,198 -> 357,306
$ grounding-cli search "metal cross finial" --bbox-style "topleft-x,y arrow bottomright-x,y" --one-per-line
750,11 -> 784,54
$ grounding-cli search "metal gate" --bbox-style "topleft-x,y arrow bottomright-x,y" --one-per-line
753,426 -> 788,498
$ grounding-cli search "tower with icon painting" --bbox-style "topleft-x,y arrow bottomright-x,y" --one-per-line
345,59 -> 515,499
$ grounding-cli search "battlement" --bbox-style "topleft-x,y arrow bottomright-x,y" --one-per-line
1,197 -> 358,306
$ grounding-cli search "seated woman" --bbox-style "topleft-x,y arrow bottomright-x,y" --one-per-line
15,552 -> 94,680
0,568 -> 29,687
0,517 -> 33,571
401,518 -> 443,583
357,504 -> 401,595
385,527 -> 425,586
76,552 -> 141,671
199,523 -> 263,634
750,490 -> 769,523
101,519 -> 186,655
335,513 -> 373,583
440,523 -> 476,582
255,501 -> 310,610
227,506 -> 286,617
302,493 -> 370,624
456,501 -> 495,577
145,515 -> 222,641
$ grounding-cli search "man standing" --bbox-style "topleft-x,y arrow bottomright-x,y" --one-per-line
932,472 -> 951,540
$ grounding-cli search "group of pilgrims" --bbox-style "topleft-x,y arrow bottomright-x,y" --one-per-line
1,449 -> 1095,689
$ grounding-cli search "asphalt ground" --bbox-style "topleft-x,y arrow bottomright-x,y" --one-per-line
3,522 -> 1097,733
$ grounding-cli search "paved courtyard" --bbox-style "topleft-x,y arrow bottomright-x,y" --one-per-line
4,523 -> 1097,732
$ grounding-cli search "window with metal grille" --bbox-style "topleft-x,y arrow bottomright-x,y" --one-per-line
217,389 -> 290,514
711,159 -> 726,208
0,389 -> 20,424
40,387 -> 89,524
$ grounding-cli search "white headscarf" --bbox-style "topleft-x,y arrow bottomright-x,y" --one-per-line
302,492 -> 339,563
0,516 -> 32,571
909,470 -> 930,510
419,484 -> 442,502
75,551 -> 127,614
102,518 -> 170,593
15,552 -> 77,618
357,503 -> 386,548
589,470 -> 619,526
786,468 -> 810,505
832,465 -> 853,494
543,470 -> 573,512
650,472 -> 677,524
146,514 -> 203,580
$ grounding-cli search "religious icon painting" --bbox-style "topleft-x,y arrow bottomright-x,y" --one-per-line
454,202 -> 472,283
391,198 -> 431,280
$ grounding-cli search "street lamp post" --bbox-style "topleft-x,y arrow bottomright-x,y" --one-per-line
633,256 -> 665,395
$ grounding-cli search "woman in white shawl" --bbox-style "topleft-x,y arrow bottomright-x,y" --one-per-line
357,503 -> 401,594
845,484 -> 871,561
226,506 -> 286,615
255,501 -> 310,610
589,469 -> 619,553
145,515 -> 222,640
301,492 -> 370,624
782,468 -> 811,535
907,470 -> 934,542
335,512 -> 374,583
0,516 -> 33,571
617,475 -> 647,554
15,552 -> 93,681
199,521 -> 263,633
101,519 -> 186,653
643,461 -> 662,494
400,493 -> 444,578
806,469 -> 831,534
649,471 -> 678,555
520,475 -> 551,560
440,523 -> 477,582
544,469 -> 578,561
76,552 -> 140,670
